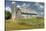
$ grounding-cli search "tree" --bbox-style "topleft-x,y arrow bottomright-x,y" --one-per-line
5,10 -> 11,20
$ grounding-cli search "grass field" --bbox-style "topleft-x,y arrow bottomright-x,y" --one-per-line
6,17 -> 44,31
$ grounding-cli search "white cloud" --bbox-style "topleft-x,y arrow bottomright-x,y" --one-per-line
16,5 -> 22,9
34,2 -> 44,10
41,12 -> 44,15
40,5 -> 44,8
12,1 -> 16,4
38,5 -> 44,10
22,3 -> 26,7
21,3 -> 30,8
33,11 -> 38,14
18,3 -> 26,8
17,5 -> 21,8
5,7 -> 11,12
34,3 -> 40,6
16,3 -> 26,8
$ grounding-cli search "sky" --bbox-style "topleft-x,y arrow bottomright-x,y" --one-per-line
5,0 -> 44,17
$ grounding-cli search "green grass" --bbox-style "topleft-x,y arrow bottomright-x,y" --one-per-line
6,17 -> 44,31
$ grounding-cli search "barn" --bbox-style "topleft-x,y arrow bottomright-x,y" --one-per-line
16,8 -> 38,18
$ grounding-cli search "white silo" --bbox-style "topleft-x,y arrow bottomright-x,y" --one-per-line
11,1 -> 17,22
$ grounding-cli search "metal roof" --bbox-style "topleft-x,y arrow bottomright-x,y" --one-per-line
20,8 -> 38,15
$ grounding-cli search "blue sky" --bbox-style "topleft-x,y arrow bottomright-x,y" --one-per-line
5,0 -> 44,16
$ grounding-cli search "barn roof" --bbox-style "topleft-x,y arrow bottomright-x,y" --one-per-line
20,8 -> 38,15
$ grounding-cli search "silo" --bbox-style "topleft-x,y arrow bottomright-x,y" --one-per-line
11,1 -> 17,22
